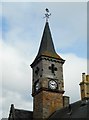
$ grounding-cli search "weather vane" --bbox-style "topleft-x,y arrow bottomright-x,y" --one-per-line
44,8 -> 51,22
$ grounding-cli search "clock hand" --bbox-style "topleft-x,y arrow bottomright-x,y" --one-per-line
50,83 -> 54,85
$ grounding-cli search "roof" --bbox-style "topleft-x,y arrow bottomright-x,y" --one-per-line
36,21 -> 61,59
8,104 -> 33,120
8,100 -> 89,120
48,100 -> 89,119
31,22 -> 64,67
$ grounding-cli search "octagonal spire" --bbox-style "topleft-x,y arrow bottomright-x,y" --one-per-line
31,21 -> 64,67
36,22 -> 62,59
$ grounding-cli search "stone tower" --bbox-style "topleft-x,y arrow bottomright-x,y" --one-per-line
80,73 -> 89,100
30,21 -> 65,119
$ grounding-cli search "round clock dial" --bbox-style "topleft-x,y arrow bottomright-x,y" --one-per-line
49,80 -> 57,90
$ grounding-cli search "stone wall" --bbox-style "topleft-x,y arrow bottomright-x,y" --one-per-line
33,90 -> 63,119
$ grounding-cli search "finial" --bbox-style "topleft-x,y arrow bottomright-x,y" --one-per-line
44,8 -> 51,22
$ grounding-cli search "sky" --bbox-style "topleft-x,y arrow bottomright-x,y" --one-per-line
0,1 -> 88,119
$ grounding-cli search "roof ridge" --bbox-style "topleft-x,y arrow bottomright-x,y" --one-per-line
15,108 -> 33,112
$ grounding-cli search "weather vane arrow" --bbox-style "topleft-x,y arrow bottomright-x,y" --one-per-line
44,8 -> 51,22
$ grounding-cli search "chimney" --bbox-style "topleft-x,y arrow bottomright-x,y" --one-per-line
82,73 -> 86,82
63,96 -> 70,107
79,73 -> 89,101
8,104 -> 15,120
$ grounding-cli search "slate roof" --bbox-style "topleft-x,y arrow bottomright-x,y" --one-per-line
8,104 -> 33,120
48,100 -> 89,119
36,21 -> 61,59
8,100 -> 89,120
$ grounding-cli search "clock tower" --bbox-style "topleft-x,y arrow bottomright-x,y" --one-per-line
30,21 -> 65,119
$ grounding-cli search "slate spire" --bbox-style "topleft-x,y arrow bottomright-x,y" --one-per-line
36,21 -> 62,59
31,21 -> 64,67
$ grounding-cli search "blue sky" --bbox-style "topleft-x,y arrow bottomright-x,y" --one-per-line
2,2 -> 87,58
1,1 -> 88,119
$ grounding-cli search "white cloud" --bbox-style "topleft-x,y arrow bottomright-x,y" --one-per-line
1,2 -> 87,119
2,2 -> 87,50
88,59 -> 89,74
61,53 -> 87,103
50,2 -> 87,48
0,99 -> 2,119
0,3 -> 2,15
2,40 -> 32,93
1,40 -> 33,118
2,90 -> 33,118
0,39 -> 2,119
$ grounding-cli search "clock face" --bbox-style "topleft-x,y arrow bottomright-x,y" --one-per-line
35,82 -> 40,91
49,80 -> 58,90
